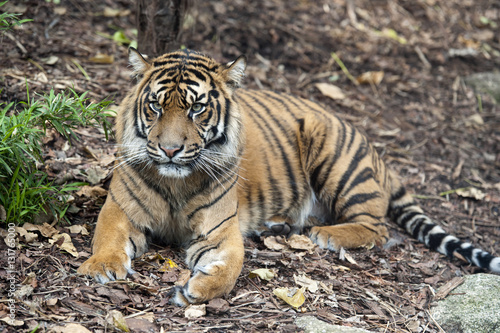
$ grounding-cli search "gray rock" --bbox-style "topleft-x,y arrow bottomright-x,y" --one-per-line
295,316 -> 375,333
464,72 -> 500,104
431,273 -> 500,333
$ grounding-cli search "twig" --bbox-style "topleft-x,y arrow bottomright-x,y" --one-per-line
426,309 -> 446,333
71,58 -> 91,81
331,52 -> 358,86
414,46 -> 431,69
4,31 -> 27,54
245,276 -> 281,309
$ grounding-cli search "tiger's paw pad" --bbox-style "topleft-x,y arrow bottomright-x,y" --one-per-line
77,252 -> 134,284
261,221 -> 292,237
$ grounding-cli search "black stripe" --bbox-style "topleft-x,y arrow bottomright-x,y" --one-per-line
315,119 -> 347,195
472,250 -> 494,268
129,237 -> 137,259
456,244 -> 473,263
190,243 -> 220,269
265,155 -> 284,214
398,211 -> 420,229
420,223 -> 437,243
187,176 -> 238,220
187,68 -> 208,82
344,212 -> 383,222
245,184 -> 255,223
108,188 -> 139,227
310,159 -> 327,193
134,100 -> 147,139
258,90 -> 329,121
186,85 -> 198,99
182,78 -> 200,87
427,232 -> 447,251
359,223 -> 379,234
338,192 -> 381,217
206,208 -> 238,237
206,98 -> 230,149
410,218 -> 426,239
391,186 -> 407,202
346,124 -> 356,152
330,141 -> 368,212
239,96 -> 299,208
118,173 -> 155,220
342,167 -> 374,197
444,239 -> 462,258
256,91 -> 299,122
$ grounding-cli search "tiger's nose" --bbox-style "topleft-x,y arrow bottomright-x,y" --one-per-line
160,145 -> 182,158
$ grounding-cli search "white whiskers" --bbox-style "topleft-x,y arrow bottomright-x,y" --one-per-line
194,149 -> 247,189
111,145 -> 149,172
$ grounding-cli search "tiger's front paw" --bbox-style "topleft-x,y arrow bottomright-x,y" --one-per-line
168,261 -> 240,306
77,250 -> 134,283
168,285 -> 196,307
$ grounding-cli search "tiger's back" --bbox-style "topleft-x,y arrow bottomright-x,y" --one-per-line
78,49 -> 500,307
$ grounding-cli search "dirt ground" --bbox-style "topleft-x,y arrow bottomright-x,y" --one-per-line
1,0 -> 499,332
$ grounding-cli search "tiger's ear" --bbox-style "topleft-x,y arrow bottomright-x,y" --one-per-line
224,55 -> 247,87
128,47 -> 151,77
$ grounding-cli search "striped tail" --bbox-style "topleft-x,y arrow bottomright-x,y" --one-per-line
388,184 -> 500,273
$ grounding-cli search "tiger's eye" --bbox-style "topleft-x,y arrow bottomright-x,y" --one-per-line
150,101 -> 162,113
191,103 -> 204,113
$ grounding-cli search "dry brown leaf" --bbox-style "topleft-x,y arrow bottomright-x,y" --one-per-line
207,298 -> 230,314
263,236 -> 287,251
54,7 -> 67,15
315,82 -> 346,100
14,284 -> 33,298
67,225 -> 90,236
99,154 -> 116,167
45,298 -> 58,306
41,55 -> 59,65
294,274 -> 319,293
86,167 -> 108,185
184,304 -> 206,319
456,187 -> 486,200
0,317 -> 24,327
15,227 -> 38,243
465,114 -> 484,126
23,222 -> 59,238
21,272 -> 37,287
107,310 -> 129,332
356,71 -> 384,85
249,268 -> 275,281
49,233 -> 79,257
287,234 -> 315,251
75,185 -> 108,198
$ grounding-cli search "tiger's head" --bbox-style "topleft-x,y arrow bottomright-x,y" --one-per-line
117,48 -> 246,179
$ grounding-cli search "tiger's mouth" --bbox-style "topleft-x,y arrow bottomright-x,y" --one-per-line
155,161 -> 193,178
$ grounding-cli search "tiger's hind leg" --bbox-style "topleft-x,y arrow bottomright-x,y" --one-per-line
298,114 -> 391,251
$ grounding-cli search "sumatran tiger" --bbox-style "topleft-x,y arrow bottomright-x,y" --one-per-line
77,48 -> 500,306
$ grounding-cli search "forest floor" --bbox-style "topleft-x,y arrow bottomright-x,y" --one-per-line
1,0 -> 500,332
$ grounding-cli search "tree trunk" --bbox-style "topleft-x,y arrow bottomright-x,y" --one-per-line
136,0 -> 190,57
